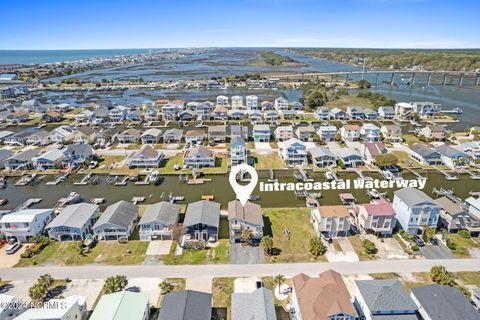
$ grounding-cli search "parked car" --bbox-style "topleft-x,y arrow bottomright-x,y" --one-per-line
429,237 -> 439,245
5,242 -> 20,255
320,232 -> 333,244
413,235 -> 425,247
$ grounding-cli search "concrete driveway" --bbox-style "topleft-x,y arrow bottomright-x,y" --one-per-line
0,280 -> 34,301
0,245 -> 26,268
420,243 -> 454,260
146,240 -> 172,256
326,238 -> 359,262
127,277 -> 162,306
364,235 -> 409,260
186,277 -> 212,293
61,279 -> 104,310
230,244 -> 264,264
254,142 -> 272,151
234,277 -> 262,293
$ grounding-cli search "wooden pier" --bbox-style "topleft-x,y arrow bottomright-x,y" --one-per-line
15,174 -> 37,186
115,176 -> 129,186
74,173 -> 93,185
13,198 -> 42,212
436,168 -> 459,180
268,169 -> 278,183
405,168 -> 427,180
46,173 -> 69,185
132,197 -> 146,205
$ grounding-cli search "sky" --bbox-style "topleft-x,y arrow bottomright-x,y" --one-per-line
2,0 -> 479,50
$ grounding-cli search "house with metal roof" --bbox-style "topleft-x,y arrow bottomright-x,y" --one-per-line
409,143 -> 443,166
158,290 -> 212,320
232,288 -> 277,320
228,200 -> 264,243
47,203 -> 99,241
354,279 -> 419,320
138,202 -> 180,240
309,146 -> 337,168
125,145 -> 164,168
93,201 -> 138,240
90,291 -> 149,320
33,148 -> 65,169
184,200 -> 220,242
435,144 -> 471,169
392,187 -> 440,234
0,209 -> 55,242
183,146 -> 215,168
411,284 -> 479,320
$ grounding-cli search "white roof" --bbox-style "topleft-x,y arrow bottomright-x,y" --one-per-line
14,295 -> 86,320
33,148 -> 65,162
0,294 -> 16,311
0,209 -> 53,223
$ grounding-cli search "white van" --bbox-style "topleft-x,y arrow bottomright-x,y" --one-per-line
5,242 -> 20,255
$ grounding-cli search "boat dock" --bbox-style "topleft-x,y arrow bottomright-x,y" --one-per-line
298,168 -> 314,182
13,198 -> 42,212
436,167 -> 459,180
132,196 -> 146,204
115,176 -> 129,186
294,190 -> 321,199
46,173 -> 69,185
405,168 -> 427,180
462,169 -> 480,180
135,173 -> 151,185
15,174 -> 37,186
354,169 -> 373,181
432,187 -> 464,205
74,173 -> 96,185
160,192 -> 185,203
268,169 -> 278,183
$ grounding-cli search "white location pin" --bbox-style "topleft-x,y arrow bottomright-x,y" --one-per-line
229,164 -> 258,207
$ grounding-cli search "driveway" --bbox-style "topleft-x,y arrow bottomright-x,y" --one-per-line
419,243 -> 454,260
146,240 -> 172,256
186,277 -> 212,293
233,277 -> 262,293
127,277 -> 162,306
254,142 -> 272,152
61,279 -> 104,310
364,235 -> 409,260
230,244 -> 264,264
0,280 -> 34,301
0,245 -> 26,268
326,238 -> 359,262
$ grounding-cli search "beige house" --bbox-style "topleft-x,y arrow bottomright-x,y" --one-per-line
421,125 -> 445,140
381,124 -> 402,142
311,205 -> 352,237
227,200 -> 264,243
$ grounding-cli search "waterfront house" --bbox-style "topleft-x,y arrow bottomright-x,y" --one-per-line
465,197 -> 480,220
246,95 -> 259,110
15,295 -> 87,320
49,125 -> 75,143
3,128 -> 37,146
212,106 -> 228,120
183,146 -> 215,168
73,126 -> 96,144
232,288 -> 276,320
454,141 -> 480,160
291,101 -> 304,110
126,145 -> 164,168
92,106 -> 110,123
162,128 -> 183,144
118,128 -> 141,144
361,142 -> 387,165
90,291 -> 149,320
3,149 -> 39,170
252,124 -> 271,142
354,279 -> 419,320
274,97 -> 289,110
291,270 -> 358,320
347,106 -> 365,119
248,109 -> 262,123
230,124 -> 249,140
0,208 -> 55,242
93,201 -> 138,241
75,109 -> 94,123
315,106 -> 331,120
159,290 -> 212,320
356,199 -> 396,236
261,100 -> 274,110
216,95 -> 229,107
41,111 -> 62,123
341,124 -> 361,142
161,103 -> 182,121
230,136 -> 247,166
311,205 -> 352,237
33,148 -> 65,169
381,124 -> 402,142
208,125 -> 227,143
421,125 -> 445,140
395,102 -> 416,119
411,101 -> 441,117
309,147 -> 337,168
109,105 -> 128,123
411,284 -> 479,320
317,125 -> 337,142
363,108 -> 379,119
263,110 -> 279,122
184,129 -> 206,145
62,144 -> 93,168
229,109 -> 245,120
231,95 -> 244,110
334,148 -> 364,168
435,196 -> 480,234
26,130 -> 50,146
138,202 -> 180,241
409,143 -> 443,165
361,123 -> 381,142
274,125 -> 293,142
281,138 -> 308,166
435,144 -> 470,169
378,106 -> 396,119
141,128 -> 162,144
179,110 -> 195,121
228,200 -> 264,244
184,200 -> 220,242
392,187 -> 440,234
0,149 -> 13,169
127,109 -> 142,122
0,130 -> 14,143
47,203 -> 99,241
295,125 -> 315,142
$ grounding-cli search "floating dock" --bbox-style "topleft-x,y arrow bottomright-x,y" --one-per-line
13,198 -> 42,212
46,173 -> 69,185
436,168 -> 459,180
268,169 -> 278,183
115,176 -> 129,186
463,169 -> 480,180
74,173 -> 93,185
405,168 -> 427,180
132,197 -> 146,204
15,174 -> 37,186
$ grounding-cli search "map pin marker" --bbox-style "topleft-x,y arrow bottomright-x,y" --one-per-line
229,164 -> 258,206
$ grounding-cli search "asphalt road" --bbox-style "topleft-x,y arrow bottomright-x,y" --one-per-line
1,259 -> 479,281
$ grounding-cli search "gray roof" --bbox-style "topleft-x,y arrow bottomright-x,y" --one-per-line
435,144 -> 468,158
356,280 -> 417,314
128,145 -> 162,160
231,288 -> 277,320
184,200 -> 220,228
411,284 -> 479,320
47,203 -> 98,229
185,146 -> 214,159
93,200 -> 138,229
139,202 -> 180,225
34,148 -> 65,162
410,143 -> 439,158
394,187 -> 436,207
309,147 -> 336,158
5,149 -> 39,161
230,136 -> 245,148
65,143 -> 93,156
228,200 -> 264,226
158,290 -> 212,320
0,149 -> 13,161
163,128 -> 183,138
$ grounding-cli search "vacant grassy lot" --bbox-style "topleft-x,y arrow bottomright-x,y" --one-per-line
263,208 -> 324,263
156,278 -> 186,308
325,95 -> 374,110
251,152 -> 285,170
212,277 -> 234,308
448,234 -> 480,258
369,272 -> 398,280
455,272 -> 480,286
401,272 -> 433,291
16,241 -> 148,267
163,240 -> 230,265
402,134 -> 420,146
348,236 -> 377,261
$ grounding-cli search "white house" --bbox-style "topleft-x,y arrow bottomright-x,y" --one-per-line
216,95 -> 229,107
47,203 -> 99,241
309,147 -> 337,168
231,95 -> 244,110
14,295 -> 87,320
246,95 -> 259,110
361,123 -> 381,142
274,125 -> 293,142
281,138 -> 308,166
317,125 -> 337,142
0,209 -> 55,242
109,105 -> 128,123
274,97 -> 289,110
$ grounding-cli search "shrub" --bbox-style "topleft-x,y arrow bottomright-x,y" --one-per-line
309,237 -> 327,257
411,244 -> 419,252
458,230 -> 471,239
362,239 -> 377,254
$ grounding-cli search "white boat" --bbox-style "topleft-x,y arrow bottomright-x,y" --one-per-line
325,171 -> 335,181
66,192 -> 81,204
149,170 -> 159,182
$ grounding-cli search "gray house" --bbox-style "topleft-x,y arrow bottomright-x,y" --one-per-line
409,143 -> 443,166
309,147 -> 337,168
126,145 -> 164,168
158,290 -> 212,320
0,149 -> 13,169
232,288 -> 277,320
138,202 -> 180,240
3,149 -> 39,170
47,203 -> 99,241
92,201 -> 138,240
184,200 -> 220,242
228,200 -> 264,243
163,128 -> 183,143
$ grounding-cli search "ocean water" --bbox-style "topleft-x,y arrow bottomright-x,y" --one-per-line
0,49 -> 158,65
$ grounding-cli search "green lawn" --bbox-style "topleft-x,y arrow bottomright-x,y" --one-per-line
449,234 -> 480,258
455,272 -> 480,286
251,153 -> 285,170
16,240 -> 148,267
163,240 -> 230,265
348,236 -> 377,261
401,272 -> 433,291
325,95 -> 374,110
212,277 -> 234,308
370,273 -> 398,280
263,208 -> 325,263
402,134 -> 420,145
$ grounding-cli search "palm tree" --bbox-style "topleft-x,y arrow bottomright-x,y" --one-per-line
159,280 -> 174,295
103,275 -> 128,294
241,229 -> 253,245
273,274 -> 285,294
260,236 -> 273,255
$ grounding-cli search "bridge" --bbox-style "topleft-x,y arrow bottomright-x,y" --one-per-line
275,70 -> 480,86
